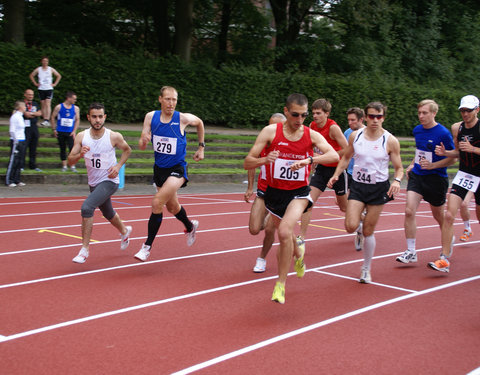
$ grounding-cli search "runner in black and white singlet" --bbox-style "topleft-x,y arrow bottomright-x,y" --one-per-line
328,102 -> 403,284
244,93 -> 339,304
428,95 -> 480,273
134,86 -> 205,262
67,103 -> 132,264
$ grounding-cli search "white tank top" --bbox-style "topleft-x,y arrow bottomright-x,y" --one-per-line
352,129 -> 391,183
82,128 -> 119,187
38,67 -> 53,90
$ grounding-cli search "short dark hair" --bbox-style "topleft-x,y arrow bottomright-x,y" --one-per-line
88,102 -> 105,114
312,98 -> 332,113
347,107 -> 365,119
65,91 -> 76,99
286,93 -> 308,109
365,102 -> 387,116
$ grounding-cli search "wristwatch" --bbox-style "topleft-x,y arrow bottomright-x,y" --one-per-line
198,142 -> 205,147
394,177 -> 401,183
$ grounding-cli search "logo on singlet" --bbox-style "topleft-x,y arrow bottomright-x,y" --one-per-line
278,142 -> 289,146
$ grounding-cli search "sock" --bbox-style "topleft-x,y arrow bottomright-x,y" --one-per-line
464,221 -> 471,231
406,238 -> 416,252
362,234 -> 376,270
145,212 -> 163,246
175,206 -> 193,232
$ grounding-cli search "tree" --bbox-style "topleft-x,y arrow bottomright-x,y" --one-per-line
2,0 -> 25,44
174,0 -> 195,62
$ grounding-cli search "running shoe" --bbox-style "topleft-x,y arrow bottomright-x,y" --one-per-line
359,268 -> 371,283
40,120 -> 50,127
355,221 -> 364,251
72,247 -> 89,264
296,235 -> 305,247
253,257 -> 266,273
460,229 -> 473,242
7,183 -> 17,187
427,257 -> 450,273
120,226 -> 132,250
62,166 -> 68,172
17,182 -> 26,187
71,166 -> 78,173
271,281 -> 285,304
396,249 -> 418,264
134,244 -> 151,262
294,241 -> 305,278
186,220 -> 199,246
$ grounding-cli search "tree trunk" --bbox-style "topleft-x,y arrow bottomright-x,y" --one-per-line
174,0 -> 194,62
3,0 -> 25,44
152,0 -> 171,55
217,0 -> 232,66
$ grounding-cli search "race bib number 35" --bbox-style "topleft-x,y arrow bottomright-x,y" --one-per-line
273,158 -> 305,181
153,135 -> 177,155
353,165 -> 376,184
452,170 -> 480,192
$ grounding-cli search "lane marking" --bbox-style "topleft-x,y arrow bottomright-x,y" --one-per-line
38,229 -> 98,242
171,275 -> 480,375
306,224 -> 346,232
312,269 -> 418,293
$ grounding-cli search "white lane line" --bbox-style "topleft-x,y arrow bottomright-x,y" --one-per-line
171,275 -> 480,375
312,269 -> 418,293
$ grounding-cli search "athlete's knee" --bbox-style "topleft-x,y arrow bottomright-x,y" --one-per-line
81,201 -> 95,218
444,210 -> 455,225
404,206 -> 416,219
249,226 -> 262,236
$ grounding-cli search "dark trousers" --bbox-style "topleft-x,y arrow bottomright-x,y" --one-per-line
57,131 -> 74,161
24,125 -> 40,169
6,140 -> 26,185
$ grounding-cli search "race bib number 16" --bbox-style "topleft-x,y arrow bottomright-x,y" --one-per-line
273,158 -> 305,181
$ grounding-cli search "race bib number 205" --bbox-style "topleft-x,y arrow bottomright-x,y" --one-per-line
273,158 -> 305,181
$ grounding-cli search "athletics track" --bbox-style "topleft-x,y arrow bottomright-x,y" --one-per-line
0,189 -> 479,374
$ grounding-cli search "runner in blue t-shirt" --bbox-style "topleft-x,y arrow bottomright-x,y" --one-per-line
396,99 -> 455,264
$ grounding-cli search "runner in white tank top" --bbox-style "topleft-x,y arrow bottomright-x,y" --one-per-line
328,102 -> 403,284
67,103 -> 132,264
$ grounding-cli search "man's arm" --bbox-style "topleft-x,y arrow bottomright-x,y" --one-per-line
138,111 -> 154,150
244,168 -> 256,203
71,105 -> 80,137
244,125 -> 277,170
387,136 -> 404,197
181,112 -> 205,162
108,132 -> 132,178
51,68 -> 62,87
327,131 -> 356,188
330,124 -> 349,158
67,131 -> 86,165
29,68 -> 39,87
50,105 -> 61,136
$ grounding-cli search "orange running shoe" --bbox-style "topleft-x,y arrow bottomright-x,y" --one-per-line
459,229 -> 473,242
428,257 -> 450,273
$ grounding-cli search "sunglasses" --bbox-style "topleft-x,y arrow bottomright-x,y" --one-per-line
289,111 -> 309,118
459,108 -> 476,113
367,114 -> 384,119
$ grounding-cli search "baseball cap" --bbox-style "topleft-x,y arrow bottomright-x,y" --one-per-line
458,95 -> 479,109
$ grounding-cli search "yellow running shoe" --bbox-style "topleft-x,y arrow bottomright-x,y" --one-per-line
294,241 -> 306,278
271,281 -> 285,304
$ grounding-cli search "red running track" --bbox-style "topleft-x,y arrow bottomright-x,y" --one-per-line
0,190 -> 479,374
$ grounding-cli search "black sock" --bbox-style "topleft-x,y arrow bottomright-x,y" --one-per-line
175,206 -> 193,232
145,212 -> 163,246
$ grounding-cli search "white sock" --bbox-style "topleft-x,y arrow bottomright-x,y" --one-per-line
406,238 -> 416,252
362,234 -> 375,270
464,221 -> 471,231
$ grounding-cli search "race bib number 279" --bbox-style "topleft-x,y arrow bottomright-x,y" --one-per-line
153,135 -> 177,155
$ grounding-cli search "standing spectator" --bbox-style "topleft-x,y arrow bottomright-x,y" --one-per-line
134,86 -> 205,262
22,89 -> 43,171
51,91 -> 80,172
6,101 -> 27,187
29,56 -> 61,127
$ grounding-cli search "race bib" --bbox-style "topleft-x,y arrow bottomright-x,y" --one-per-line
452,170 -> 480,192
25,120 -> 31,127
84,152 -> 109,170
415,149 -> 433,164
353,165 -> 376,184
61,118 -> 74,128
153,135 -> 177,155
273,158 -> 305,181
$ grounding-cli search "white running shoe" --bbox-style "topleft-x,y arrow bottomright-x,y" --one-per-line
7,183 -> 17,187
359,268 -> 371,284
73,247 -> 89,263
253,257 -> 266,273
186,220 -> 199,246
17,182 -> 26,186
355,221 -> 363,251
134,244 -> 151,262
71,166 -> 78,173
396,249 -> 418,264
120,226 -> 132,250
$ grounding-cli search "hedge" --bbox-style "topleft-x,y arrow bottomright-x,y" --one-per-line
0,42 -> 468,135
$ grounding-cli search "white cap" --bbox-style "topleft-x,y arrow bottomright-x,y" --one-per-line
458,95 -> 479,109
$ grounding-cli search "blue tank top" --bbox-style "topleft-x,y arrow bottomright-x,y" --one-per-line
56,103 -> 76,132
151,110 -> 187,168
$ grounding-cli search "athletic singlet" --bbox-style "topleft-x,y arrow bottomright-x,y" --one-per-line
257,146 -> 268,192
457,120 -> 480,176
310,118 -> 341,167
56,103 -> 76,132
265,123 -> 313,190
352,129 -> 391,184
151,110 -> 187,169
82,128 -> 119,187
38,67 -> 53,90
